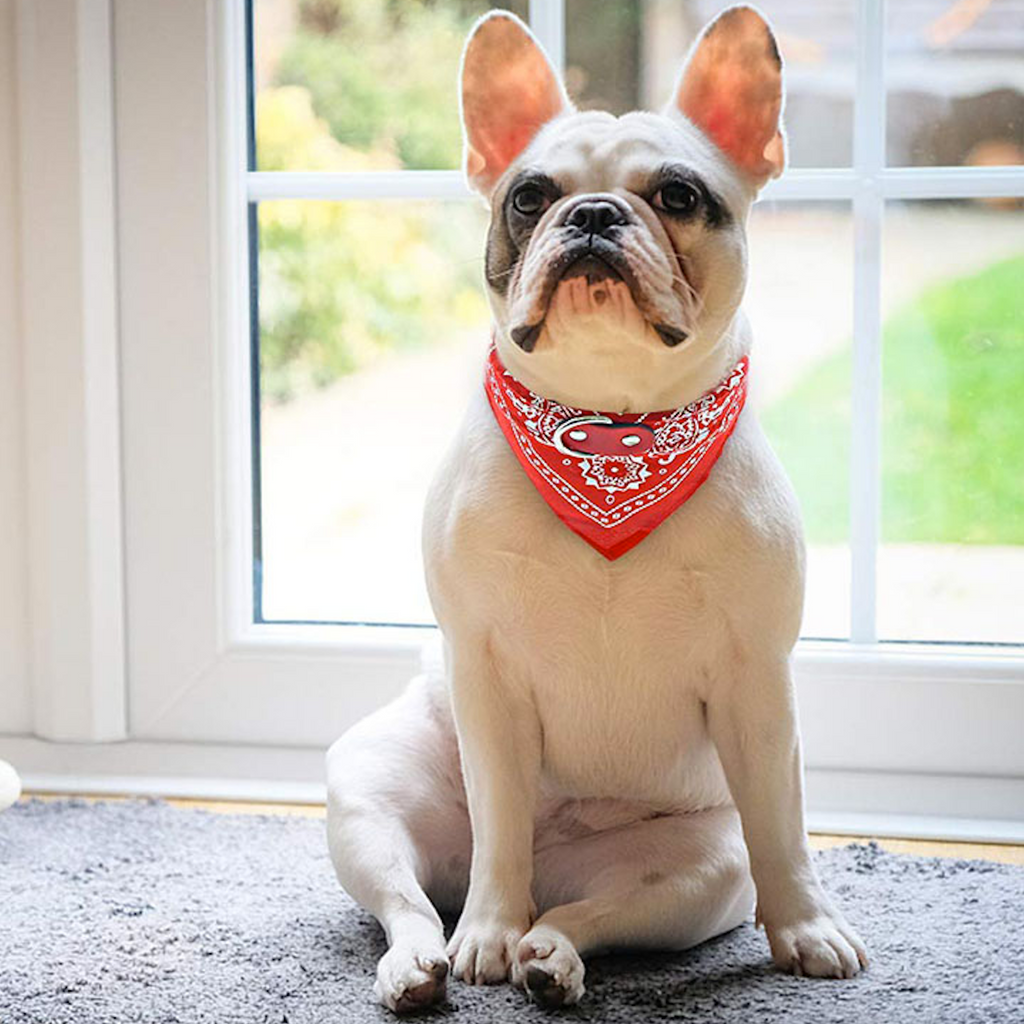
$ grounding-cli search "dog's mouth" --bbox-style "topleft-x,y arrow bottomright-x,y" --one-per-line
510,239 -> 689,353
552,239 -> 635,294
558,252 -> 624,286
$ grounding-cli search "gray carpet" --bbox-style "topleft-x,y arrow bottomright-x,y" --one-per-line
1,800 -> 1022,1024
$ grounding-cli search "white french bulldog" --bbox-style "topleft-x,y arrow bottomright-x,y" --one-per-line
327,6 -> 867,1013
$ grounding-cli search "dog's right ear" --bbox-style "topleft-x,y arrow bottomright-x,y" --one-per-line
459,11 -> 572,197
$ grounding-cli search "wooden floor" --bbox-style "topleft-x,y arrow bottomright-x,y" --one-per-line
23,793 -> 1024,866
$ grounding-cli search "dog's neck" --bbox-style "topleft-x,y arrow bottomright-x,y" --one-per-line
495,311 -> 751,414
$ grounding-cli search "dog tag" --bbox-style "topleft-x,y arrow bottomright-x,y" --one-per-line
554,417 -> 655,456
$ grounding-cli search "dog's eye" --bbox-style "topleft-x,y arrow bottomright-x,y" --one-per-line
511,186 -> 550,217
654,181 -> 700,215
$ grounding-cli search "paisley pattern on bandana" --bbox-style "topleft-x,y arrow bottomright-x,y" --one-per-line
484,346 -> 749,560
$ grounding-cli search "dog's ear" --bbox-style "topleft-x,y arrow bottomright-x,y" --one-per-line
459,11 -> 572,196
667,5 -> 785,186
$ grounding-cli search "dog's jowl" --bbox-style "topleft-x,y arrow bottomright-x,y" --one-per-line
326,6 -> 868,1013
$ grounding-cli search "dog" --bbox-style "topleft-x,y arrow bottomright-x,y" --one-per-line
326,6 -> 867,1013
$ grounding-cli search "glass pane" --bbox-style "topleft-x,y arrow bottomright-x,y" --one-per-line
887,0 -> 1024,168
256,199 -> 490,624
878,199 -> 1024,643
252,0 -> 528,172
750,201 -> 854,639
566,0 -> 855,167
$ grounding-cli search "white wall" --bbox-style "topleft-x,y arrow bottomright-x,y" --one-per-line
0,0 -> 31,735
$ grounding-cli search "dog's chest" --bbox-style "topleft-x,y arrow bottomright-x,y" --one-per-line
430,503 -> 735,807
494,548 -> 731,806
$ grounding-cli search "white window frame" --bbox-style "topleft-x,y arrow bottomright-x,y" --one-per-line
2,0 -> 1023,840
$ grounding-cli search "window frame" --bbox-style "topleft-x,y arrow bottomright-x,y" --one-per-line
245,0 -> 1024,641
2,0 -> 1023,839
230,0 -> 1024,793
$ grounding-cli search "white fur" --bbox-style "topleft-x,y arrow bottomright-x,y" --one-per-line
327,8 -> 867,1013
0,758 -> 21,811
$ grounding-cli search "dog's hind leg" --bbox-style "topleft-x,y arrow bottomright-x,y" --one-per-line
514,803 -> 754,1007
326,675 -> 471,1014
329,808 -> 449,1013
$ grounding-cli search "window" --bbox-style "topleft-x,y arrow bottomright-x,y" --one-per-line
6,0 -> 1021,828
248,0 -> 1024,645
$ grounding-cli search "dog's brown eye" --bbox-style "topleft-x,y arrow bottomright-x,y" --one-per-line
655,182 -> 700,215
512,186 -> 549,216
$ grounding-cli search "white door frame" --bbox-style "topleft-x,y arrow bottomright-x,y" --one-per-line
5,0 -> 125,743
1,0 -> 1023,840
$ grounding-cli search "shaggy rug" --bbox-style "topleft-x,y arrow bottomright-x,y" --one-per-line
1,799 -> 1022,1024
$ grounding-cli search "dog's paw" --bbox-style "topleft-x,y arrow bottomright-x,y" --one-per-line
446,915 -> 526,985
764,908 -> 868,980
512,926 -> 586,1007
374,940 -> 449,1014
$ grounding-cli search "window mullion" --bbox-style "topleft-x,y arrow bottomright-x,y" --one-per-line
246,169 -> 470,201
880,165 -> 1024,200
849,0 -> 886,644
245,165 -> 1024,205
528,0 -> 565,75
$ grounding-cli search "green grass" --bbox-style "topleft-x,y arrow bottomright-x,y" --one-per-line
763,255 -> 1024,545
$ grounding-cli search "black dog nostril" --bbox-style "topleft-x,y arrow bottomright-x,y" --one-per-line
566,201 -> 626,236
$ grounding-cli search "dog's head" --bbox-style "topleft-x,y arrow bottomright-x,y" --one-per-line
460,5 -> 785,410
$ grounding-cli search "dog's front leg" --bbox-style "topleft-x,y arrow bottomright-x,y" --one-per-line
445,638 -> 541,985
707,655 -> 868,979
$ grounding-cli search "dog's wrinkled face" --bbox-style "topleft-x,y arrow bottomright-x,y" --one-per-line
460,6 -> 785,410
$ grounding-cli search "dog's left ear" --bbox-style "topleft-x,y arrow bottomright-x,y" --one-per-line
459,11 -> 572,196
667,5 -> 785,186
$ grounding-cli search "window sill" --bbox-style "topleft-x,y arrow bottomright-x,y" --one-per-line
4,735 -> 1022,843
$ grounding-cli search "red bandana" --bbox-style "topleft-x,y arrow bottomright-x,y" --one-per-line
484,347 -> 749,560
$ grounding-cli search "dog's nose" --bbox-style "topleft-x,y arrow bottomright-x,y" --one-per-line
565,200 -> 627,236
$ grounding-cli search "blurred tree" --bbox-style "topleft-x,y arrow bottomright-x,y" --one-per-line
256,83 -> 487,402
254,0 -> 528,402
271,0 -> 524,171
